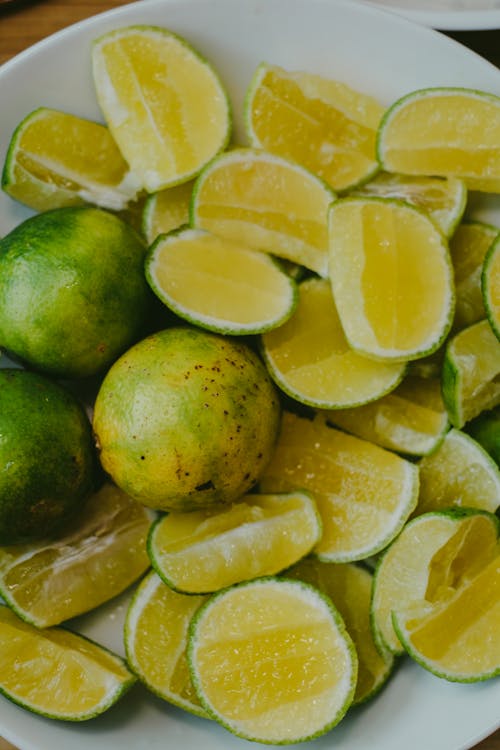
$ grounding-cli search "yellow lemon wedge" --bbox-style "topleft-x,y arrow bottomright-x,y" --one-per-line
92,25 -> 231,192
191,147 -> 335,276
328,196 -> 454,361
0,605 -> 135,720
377,87 -> 500,192
259,410 -> 419,562
245,62 -> 383,191
188,577 -> 357,743
1,107 -> 140,212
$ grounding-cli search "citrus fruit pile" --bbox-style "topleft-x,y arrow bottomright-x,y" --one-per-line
1,21 -> 500,745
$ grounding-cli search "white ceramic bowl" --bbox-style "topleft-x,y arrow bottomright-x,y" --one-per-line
0,2 -> 500,749
360,0 -> 500,30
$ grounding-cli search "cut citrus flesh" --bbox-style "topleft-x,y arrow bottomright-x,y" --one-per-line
0,604 -> 135,720
442,318 -> 500,428
450,221 -> 498,331
353,172 -> 467,238
416,428 -> 500,516
482,235 -> 500,341
259,411 -> 419,562
393,542 -> 500,682
325,374 -> 449,456
191,147 -> 335,277
145,227 -> 297,335
371,509 -> 499,656
92,25 -> 231,192
377,87 -> 500,193
142,181 -> 193,243
245,63 -> 383,192
0,483 -> 153,627
148,491 -> 321,593
286,558 -> 394,705
328,196 -> 454,361
124,570 -> 208,717
261,277 -> 405,408
1,107 -> 139,212
188,577 -> 357,743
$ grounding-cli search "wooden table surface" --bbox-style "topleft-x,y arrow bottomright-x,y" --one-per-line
0,1 -> 499,749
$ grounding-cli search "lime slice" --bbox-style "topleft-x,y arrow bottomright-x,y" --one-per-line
142,182 -> 193,244
0,604 -> 135,720
148,491 -> 321,593
450,221 -> 498,330
286,557 -> 394,705
124,570 -> 209,717
261,277 -> 405,408
325,374 -> 449,456
416,428 -> 500,516
191,147 -> 335,277
1,107 -> 139,212
482,235 -> 500,341
442,319 -> 500,428
393,530 -> 500,682
188,577 -> 357,743
259,411 -> 419,562
328,196 -> 454,361
92,25 -> 231,192
466,406 -> 500,467
371,508 -> 499,656
353,172 -> 467,238
244,62 -> 383,192
145,227 -> 297,335
0,483 -> 153,627
377,87 -> 500,192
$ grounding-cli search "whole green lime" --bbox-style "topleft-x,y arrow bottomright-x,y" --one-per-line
93,327 -> 281,511
0,206 -> 151,378
0,368 -> 98,544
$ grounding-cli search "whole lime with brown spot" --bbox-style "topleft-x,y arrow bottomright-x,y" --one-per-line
0,206 -> 151,379
0,368 -> 98,544
93,327 -> 281,511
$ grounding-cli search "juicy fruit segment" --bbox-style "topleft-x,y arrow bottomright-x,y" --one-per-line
93,327 -> 281,511
450,221 -> 498,330
353,172 -> 467,237
145,227 -> 297,335
0,605 -> 135,720
188,577 -> 357,743
142,181 -> 193,243
191,147 -> 335,276
245,63 -> 383,191
416,428 -> 500,516
125,570 -> 208,717
0,483 -> 153,627
286,557 -> 394,705
377,87 -> 500,192
442,319 -> 500,428
259,411 -> 419,562
393,528 -> 500,682
325,374 -> 448,456
371,509 -> 498,656
1,107 -> 139,212
92,25 -> 231,192
482,236 -> 500,340
0,369 -> 97,544
261,277 -> 406,408
328,197 -> 454,361
0,206 -> 151,379
148,491 -> 322,593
